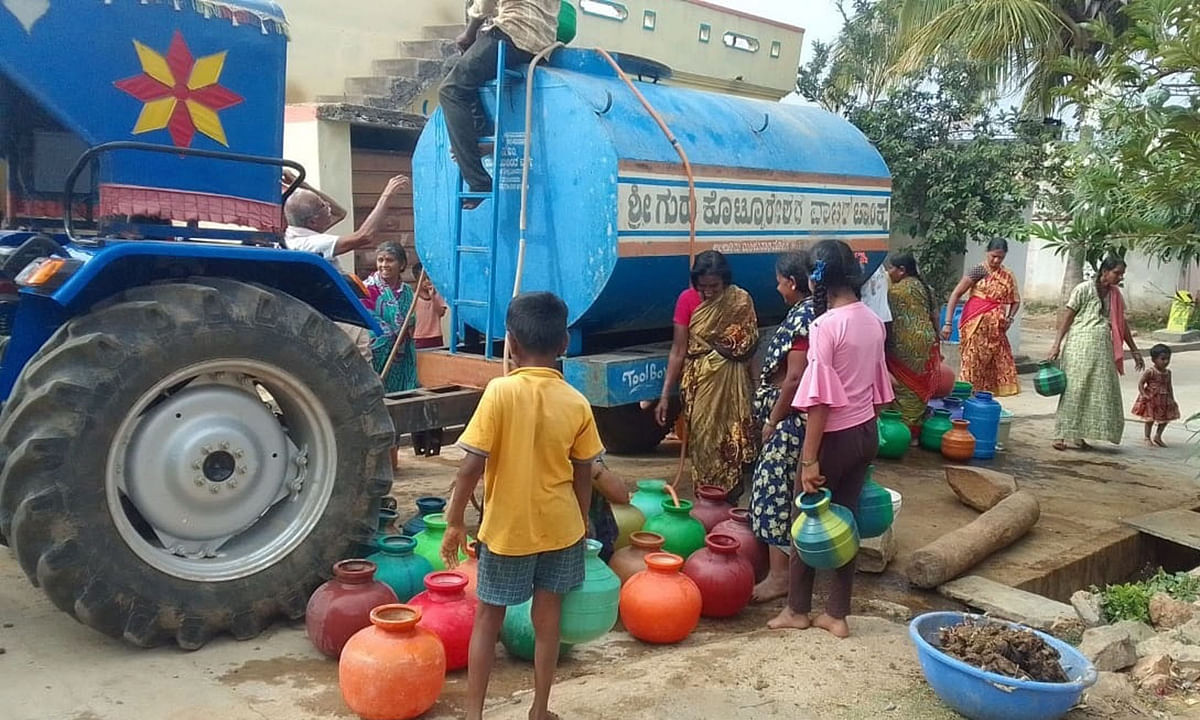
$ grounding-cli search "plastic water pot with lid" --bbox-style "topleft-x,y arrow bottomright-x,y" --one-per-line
963,391 -> 1002,460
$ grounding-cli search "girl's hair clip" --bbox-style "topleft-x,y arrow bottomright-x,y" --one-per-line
811,260 -> 827,283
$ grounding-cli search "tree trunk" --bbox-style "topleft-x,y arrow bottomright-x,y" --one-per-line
906,491 -> 1041,589
1059,246 -> 1085,305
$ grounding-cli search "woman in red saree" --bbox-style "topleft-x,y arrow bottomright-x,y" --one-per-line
943,239 -> 1021,397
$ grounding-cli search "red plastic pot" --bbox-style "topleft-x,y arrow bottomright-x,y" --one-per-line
408,571 -> 477,671
712,508 -> 769,582
691,485 -> 733,532
682,533 -> 754,618
306,559 -> 398,658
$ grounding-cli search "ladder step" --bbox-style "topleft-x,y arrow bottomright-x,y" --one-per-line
456,245 -> 491,254
454,299 -> 488,308
458,191 -> 492,200
478,135 -> 496,144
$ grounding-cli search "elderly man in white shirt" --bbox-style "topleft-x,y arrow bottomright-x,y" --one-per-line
282,172 -> 409,362
283,171 -> 409,261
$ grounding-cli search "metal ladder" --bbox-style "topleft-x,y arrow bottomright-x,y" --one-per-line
447,42 -> 512,361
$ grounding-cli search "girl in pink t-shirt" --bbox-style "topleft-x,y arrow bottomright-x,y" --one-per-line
767,240 -> 893,639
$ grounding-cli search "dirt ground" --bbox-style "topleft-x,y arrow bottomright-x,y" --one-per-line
2,326 -> 1200,720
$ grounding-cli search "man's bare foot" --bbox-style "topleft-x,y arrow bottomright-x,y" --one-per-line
751,574 -> 789,603
1145,437 -> 1156,447
767,607 -> 810,630
813,613 -> 850,638
1155,437 -> 1168,448
529,711 -> 561,720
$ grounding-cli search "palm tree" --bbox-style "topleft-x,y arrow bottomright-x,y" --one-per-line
894,0 -> 1128,298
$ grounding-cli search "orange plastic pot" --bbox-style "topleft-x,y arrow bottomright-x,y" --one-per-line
619,552 -> 701,644
338,604 -> 446,720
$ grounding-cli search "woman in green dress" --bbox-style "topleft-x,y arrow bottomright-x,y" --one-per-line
364,243 -> 419,467
884,252 -> 942,434
1048,257 -> 1144,450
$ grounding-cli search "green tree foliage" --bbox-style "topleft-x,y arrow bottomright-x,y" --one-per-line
1039,0 -> 1200,266
799,2 -> 1054,297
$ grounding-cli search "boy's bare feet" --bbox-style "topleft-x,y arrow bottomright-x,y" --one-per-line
767,607 -> 810,630
1154,437 -> 1168,448
530,711 -> 561,720
813,613 -> 850,638
1144,437 -> 1156,447
751,574 -> 789,603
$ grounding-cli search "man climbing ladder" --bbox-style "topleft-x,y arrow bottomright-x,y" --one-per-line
440,0 -> 560,207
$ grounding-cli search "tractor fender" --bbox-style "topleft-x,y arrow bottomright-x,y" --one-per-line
0,241 -> 381,398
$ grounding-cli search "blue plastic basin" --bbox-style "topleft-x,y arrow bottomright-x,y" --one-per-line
909,612 -> 1098,720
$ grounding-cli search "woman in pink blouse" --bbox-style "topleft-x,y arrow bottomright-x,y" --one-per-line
768,240 -> 894,639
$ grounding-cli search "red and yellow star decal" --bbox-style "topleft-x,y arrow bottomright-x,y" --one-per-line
115,31 -> 243,148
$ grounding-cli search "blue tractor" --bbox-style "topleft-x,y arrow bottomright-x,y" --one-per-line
0,2 -> 396,648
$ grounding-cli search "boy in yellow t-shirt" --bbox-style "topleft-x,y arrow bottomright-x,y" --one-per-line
442,291 -> 604,720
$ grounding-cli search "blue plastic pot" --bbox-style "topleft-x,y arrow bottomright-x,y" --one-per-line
909,612 -> 1097,720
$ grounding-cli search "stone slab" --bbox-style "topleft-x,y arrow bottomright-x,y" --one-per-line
938,575 -> 1078,633
1124,509 -> 1200,551
1152,329 -> 1200,343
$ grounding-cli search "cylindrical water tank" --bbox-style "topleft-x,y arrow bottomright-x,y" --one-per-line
413,49 -> 891,344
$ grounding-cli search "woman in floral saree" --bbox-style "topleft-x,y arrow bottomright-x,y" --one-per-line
748,252 -> 813,602
943,238 -> 1021,397
656,250 -> 759,497
885,252 -> 942,433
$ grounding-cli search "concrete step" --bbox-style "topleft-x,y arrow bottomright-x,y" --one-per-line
321,94 -> 416,111
372,57 -> 444,79
938,575 -> 1081,637
344,76 -> 394,96
397,38 -> 458,60
423,24 -> 462,40
314,94 -> 387,107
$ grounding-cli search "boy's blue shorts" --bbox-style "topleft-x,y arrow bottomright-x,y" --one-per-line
475,538 -> 585,606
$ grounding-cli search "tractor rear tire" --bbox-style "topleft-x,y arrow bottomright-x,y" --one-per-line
0,279 -> 393,649
592,401 -> 677,455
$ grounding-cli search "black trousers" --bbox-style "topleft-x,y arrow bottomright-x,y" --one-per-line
437,28 -> 533,192
787,418 -> 878,619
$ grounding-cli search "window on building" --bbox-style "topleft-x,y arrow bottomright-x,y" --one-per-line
579,0 -> 628,21
698,23 -> 711,43
770,41 -> 782,58
723,32 -> 760,53
643,10 -> 656,30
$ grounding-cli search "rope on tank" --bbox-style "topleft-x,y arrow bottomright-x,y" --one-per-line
594,48 -> 699,266
596,49 -> 697,488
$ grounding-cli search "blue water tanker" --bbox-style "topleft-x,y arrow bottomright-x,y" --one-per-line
412,49 -> 892,451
